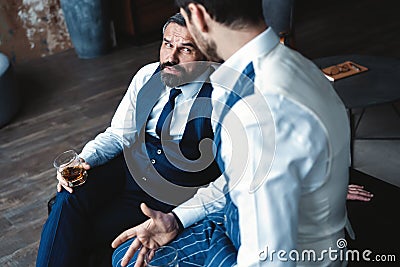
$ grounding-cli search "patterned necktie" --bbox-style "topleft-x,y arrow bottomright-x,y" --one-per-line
215,62 -> 255,172
156,88 -> 182,138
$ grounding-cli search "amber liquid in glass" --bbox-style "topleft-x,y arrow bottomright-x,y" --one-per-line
61,166 -> 87,186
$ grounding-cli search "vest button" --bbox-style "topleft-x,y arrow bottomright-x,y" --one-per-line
151,159 -> 156,164
157,149 -> 162,155
142,177 -> 147,181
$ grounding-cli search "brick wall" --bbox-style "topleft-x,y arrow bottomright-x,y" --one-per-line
0,0 -> 72,64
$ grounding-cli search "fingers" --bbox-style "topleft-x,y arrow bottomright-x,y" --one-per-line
56,172 -> 73,193
347,193 -> 372,201
112,228 -> 137,249
348,184 -> 364,190
62,184 -> 73,193
56,172 -> 67,187
120,238 -> 144,267
347,184 -> 373,201
56,181 -> 72,193
134,246 -> 150,267
81,162 -> 91,170
348,185 -> 373,196
140,203 -> 159,220
351,189 -> 373,197
348,190 -> 373,198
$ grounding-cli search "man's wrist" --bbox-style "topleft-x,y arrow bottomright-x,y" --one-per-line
171,211 -> 184,233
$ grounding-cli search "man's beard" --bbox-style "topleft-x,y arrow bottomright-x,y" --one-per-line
160,61 -> 207,88
160,62 -> 187,88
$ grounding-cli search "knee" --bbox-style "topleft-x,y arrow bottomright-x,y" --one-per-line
49,190 -> 83,215
56,189 -> 77,203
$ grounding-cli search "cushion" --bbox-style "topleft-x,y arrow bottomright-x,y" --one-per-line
0,53 -> 10,76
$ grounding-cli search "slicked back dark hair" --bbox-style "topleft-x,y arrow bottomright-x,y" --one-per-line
175,0 -> 264,29
163,13 -> 186,34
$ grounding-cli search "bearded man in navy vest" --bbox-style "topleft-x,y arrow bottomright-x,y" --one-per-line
36,13 -> 221,267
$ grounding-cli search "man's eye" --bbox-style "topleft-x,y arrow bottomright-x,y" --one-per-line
181,48 -> 191,53
165,43 -> 173,48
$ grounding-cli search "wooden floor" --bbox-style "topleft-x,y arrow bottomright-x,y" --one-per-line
0,42 -> 161,266
1,0 -> 399,266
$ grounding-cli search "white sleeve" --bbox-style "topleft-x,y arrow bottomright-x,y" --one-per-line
172,174 -> 227,228
79,63 -> 158,167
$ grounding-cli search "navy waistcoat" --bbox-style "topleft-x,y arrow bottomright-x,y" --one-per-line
124,66 -> 221,206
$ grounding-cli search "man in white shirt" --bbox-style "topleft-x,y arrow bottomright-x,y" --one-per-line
36,13 -> 222,267
111,1 -> 352,266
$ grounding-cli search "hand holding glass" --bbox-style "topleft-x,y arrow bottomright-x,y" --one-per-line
53,150 -> 87,187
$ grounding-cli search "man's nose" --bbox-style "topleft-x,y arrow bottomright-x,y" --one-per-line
166,48 -> 179,64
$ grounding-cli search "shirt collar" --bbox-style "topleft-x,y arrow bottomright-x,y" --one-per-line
210,28 -> 279,89
168,67 -> 212,100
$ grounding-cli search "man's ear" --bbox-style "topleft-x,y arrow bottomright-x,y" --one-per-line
185,3 -> 211,33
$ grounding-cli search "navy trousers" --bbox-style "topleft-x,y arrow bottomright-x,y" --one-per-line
112,211 -> 238,267
36,156 -> 172,267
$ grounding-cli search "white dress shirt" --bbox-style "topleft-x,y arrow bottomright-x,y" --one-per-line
79,62 -> 211,167
173,28 -> 350,266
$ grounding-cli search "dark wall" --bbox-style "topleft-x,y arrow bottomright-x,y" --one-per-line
294,0 -> 400,59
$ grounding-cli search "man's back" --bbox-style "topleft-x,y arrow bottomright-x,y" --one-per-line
197,29 -> 351,265
257,44 -> 350,263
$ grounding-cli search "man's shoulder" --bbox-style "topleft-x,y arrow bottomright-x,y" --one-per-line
130,62 -> 160,90
136,62 -> 160,78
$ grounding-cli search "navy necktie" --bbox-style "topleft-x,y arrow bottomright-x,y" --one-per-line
215,62 -> 255,172
156,88 -> 182,138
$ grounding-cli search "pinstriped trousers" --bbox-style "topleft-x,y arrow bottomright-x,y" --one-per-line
112,211 -> 238,267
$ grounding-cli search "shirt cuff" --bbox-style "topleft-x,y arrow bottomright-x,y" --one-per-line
171,211 -> 184,233
172,205 -> 207,228
78,151 -> 99,167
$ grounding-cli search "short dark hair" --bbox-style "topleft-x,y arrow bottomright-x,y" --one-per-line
175,0 -> 264,29
163,13 -> 186,34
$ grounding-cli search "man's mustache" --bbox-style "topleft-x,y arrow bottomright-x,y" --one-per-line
160,62 -> 186,73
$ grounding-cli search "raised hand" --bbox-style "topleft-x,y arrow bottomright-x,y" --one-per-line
111,203 -> 180,267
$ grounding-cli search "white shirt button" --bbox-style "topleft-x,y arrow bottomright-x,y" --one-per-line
157,149 -> 162,155
151,159 -> 156,164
